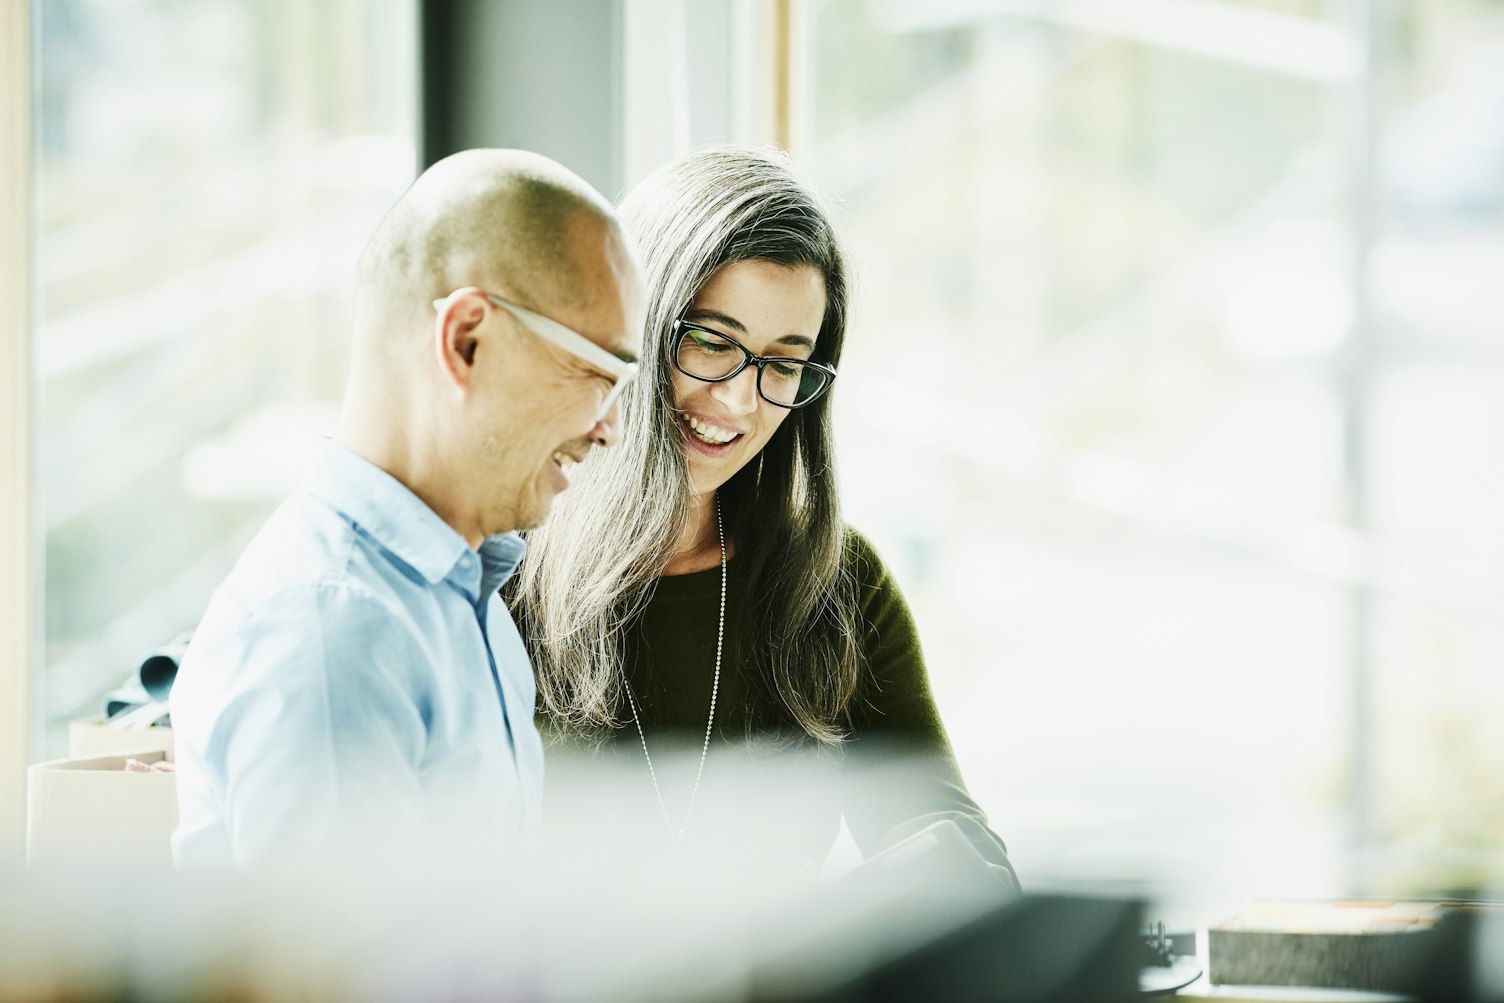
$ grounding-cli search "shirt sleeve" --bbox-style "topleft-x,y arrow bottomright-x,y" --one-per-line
193,583 -> 431,868
839,531 -> 1016,876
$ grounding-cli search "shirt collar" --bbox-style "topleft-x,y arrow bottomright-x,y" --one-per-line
304,439 -> 525,594
478,532 -> 527,598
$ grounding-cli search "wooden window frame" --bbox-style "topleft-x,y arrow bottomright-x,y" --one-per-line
1,0 -> 34,860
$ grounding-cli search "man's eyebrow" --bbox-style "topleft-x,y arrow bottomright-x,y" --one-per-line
610,347 -> 639,366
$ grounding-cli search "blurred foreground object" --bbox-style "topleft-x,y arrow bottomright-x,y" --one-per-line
1410,904 -> 1504,1003
1209,899 -> 1485,992
751,892 -> 1143,1003
744,818 -> 1129,1001
0,812 -> 1139,1001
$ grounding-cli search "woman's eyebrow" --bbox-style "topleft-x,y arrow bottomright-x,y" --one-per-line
684,307 -> 745,332
686,309 -> 818,351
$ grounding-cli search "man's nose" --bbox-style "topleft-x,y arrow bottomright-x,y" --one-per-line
589,398 -> 622,448
709,366 -> 759,415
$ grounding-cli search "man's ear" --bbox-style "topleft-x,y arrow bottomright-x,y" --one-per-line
434,288 -> 487,393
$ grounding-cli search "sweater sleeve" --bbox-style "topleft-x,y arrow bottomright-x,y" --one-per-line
839,530 -> 1016,878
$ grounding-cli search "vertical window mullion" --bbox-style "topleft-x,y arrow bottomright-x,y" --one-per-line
1336,0 -> 1383,890
0,0 -> 35,861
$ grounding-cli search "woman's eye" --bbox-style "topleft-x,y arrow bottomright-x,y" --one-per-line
691,334 -> 730,352
770,362 -> 800,379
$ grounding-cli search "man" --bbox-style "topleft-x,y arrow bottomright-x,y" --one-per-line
170,149 -> 644,869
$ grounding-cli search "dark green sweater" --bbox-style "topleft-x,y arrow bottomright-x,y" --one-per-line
542,530 -> 1010,874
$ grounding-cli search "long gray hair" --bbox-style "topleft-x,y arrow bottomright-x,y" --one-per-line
512,145 -> 858,745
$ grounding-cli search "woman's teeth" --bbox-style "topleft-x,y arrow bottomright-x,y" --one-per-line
686,415 -> 738,445
552,451 -> 578,480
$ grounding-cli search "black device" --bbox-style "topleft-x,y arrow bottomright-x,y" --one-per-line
745,818 -> 1144,1002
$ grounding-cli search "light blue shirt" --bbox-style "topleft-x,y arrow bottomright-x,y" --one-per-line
171,439 -> 544,869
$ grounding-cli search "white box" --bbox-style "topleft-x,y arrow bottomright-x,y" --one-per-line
27,750 -> 179,870
68,714 -> 173,759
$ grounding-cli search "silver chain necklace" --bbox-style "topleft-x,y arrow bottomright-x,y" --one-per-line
622,498 -> 725,843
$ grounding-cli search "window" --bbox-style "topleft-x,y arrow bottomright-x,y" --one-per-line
27,0 -> 1500,899
808,0 -> 1504,897
35,0 -> 418,754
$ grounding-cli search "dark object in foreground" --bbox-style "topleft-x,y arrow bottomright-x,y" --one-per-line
1409,904 -> 1504,1003
747,819 -> 1143,1002
848,893 -> 1145,1003
1209,899 -> 1486,994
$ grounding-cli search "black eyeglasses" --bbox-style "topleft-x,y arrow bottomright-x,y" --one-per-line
671,320 -> 836,409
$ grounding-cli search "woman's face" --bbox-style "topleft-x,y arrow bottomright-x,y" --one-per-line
670,259 -> 827,499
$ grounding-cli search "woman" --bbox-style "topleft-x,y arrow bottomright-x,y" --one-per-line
513,146 -> 1015,884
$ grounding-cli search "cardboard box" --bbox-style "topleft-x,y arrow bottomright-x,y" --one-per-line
27,750 -> 179,870
69,713 -> 173,759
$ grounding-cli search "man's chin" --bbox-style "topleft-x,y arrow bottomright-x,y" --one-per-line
512,496 -> 557,533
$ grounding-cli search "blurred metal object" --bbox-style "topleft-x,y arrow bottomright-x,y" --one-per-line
135,631 -> 192,704
1137,919 -> 1203,996
98,631 -> 192,727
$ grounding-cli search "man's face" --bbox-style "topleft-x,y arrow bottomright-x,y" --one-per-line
472,223 -> 644,535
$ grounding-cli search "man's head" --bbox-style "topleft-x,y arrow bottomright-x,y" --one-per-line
344,149 -> 645,542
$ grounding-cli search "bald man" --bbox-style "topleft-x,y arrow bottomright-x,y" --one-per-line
170,150 -> 644,869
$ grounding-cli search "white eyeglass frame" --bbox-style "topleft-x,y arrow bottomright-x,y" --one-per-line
432,290 -> 639,424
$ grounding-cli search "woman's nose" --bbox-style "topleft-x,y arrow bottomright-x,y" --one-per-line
709,365 -> 759,414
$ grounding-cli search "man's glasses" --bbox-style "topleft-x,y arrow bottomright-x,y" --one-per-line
433,290 -> 639,425
671,320 -> 836,409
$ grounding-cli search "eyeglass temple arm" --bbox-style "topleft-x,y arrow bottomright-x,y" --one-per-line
489,296 -> 637,378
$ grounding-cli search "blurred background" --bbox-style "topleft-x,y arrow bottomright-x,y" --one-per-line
20,0 -> 1504,913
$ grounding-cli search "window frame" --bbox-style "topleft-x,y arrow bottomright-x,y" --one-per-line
1,0 -> 35,860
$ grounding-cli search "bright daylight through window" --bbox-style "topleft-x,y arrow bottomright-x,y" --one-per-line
807,0 -> 1504,900
35,0 -> 418,751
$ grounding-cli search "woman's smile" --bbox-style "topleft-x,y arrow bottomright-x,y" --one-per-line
682,412 -> 743,446
678,414 -> 742,461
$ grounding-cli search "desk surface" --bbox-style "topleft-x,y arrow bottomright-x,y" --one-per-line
1175,975 -> 1410,1003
